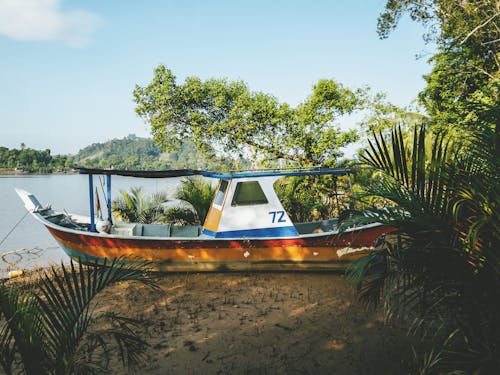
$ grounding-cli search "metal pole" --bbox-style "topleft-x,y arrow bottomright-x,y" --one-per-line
347,173 -> 355,211
89,174 -> 96,232
106,174 -> 112,224
333,177 -> 340,215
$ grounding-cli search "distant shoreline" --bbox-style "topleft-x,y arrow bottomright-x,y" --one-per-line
0,168 -> 78,176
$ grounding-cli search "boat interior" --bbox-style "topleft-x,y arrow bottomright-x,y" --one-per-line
43,211 -> 340,238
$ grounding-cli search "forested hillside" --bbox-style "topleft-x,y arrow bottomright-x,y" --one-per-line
0,135 -> 249,173
74,134 -> 249,170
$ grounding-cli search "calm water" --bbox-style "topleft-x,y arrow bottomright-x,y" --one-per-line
0,174 -> 181,275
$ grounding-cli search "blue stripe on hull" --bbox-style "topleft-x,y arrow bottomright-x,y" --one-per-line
202,226 -> 298,239
57,241 -> 104,263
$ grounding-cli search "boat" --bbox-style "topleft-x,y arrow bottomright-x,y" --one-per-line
15,167 -> 394,272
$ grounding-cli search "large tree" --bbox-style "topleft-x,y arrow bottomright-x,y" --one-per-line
134,66 -> 367,166
377,0 -> 499,134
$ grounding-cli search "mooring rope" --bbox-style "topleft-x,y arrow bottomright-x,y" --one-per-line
0,246 -> 51,268
0,210 -> 29,248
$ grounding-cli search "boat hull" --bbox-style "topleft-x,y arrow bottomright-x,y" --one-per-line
45,222 -> 394,272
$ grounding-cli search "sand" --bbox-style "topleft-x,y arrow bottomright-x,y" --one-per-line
88,272 -> 416,374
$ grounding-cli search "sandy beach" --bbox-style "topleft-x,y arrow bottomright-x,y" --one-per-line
86,272 -> 415,374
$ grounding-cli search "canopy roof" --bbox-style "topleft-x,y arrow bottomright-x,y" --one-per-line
78,167 -> 352,179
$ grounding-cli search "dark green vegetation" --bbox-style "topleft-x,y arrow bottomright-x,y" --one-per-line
173,177 -> 216,224
0,259 -> 158,375
344,1 -> 499,373
346,125 -> 499,373
112,177 -> 215,226
112,187 -> 171,224
378,0 -> 498,135
0,135 -> 250,174
274,175 -> 354,223
74,134 -> 248,171
0,146 -> 73,173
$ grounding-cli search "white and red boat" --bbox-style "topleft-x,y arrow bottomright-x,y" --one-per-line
16,167 -> 393,271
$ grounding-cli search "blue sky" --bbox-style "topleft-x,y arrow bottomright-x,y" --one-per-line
0,0 -> 434,155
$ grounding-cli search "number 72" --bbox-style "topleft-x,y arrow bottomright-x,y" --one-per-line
269,210 -> 286,223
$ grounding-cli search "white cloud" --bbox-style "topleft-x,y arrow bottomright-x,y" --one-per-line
0,0 -> 100,47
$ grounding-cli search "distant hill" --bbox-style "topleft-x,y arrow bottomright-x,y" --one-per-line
74,134 -> 249,170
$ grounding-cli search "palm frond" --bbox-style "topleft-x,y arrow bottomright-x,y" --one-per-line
174,177 -> 215,223
113,187 -> 170,224
0,259 -> 158,374
162,206 -> 198,225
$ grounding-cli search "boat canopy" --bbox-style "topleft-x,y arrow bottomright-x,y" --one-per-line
78,167 -> 353,179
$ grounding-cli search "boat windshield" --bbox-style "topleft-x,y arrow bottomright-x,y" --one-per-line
231,181 -> 268,206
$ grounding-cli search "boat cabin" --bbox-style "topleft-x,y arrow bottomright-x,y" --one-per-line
76,167 -> 353,239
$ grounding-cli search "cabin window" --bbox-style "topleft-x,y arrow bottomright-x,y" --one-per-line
213,180 -> 228,209
231,181 -> 268,206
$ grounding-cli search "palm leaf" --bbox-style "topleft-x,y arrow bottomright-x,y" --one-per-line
0,283 -> 47,375
175,177 -> 215,223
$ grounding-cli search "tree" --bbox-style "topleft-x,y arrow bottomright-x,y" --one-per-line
377,0 -> 499,134
359,93 -> 425,133
134,66 -> 366,166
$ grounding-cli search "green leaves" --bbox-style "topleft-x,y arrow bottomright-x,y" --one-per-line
134,66 -> 367,166
0,259 -> 158,375
112,187 -> 169,224
174,177 -> 215,224
377,1 -> 499,136
346,124 -> 500,373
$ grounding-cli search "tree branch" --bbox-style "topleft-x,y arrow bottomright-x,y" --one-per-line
242,137 -> 312,165
460,11 -> 500,46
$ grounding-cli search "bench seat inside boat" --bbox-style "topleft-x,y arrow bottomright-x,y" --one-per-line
142,223 -> 171,237
111,223 -> 201,238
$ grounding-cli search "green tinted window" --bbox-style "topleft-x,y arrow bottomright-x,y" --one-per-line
231,181 -> 268,206
213,180 -> 228,207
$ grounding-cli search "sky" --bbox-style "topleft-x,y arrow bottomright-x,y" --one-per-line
0,0 -> 435,155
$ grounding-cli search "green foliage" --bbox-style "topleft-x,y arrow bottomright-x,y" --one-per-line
174,177 -> 216,224
161,206 -> 198,225
112,187 -> 170,224
420,49 -> 499,134
0,259 -> 158,375
134,66 -> 367,166
274,177 -> 324,223
364,6 -> 499,371
112,177 -> 215,226
74,134 -> 246,171
359,93 -> 426,133
0,146 -> 69,172
274,175 -> 353,222
377,0 -> 499,134
75,134 -> 166,170
345,125 -> 499,373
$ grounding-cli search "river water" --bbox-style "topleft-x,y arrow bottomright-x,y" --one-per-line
0,174 -> 180,276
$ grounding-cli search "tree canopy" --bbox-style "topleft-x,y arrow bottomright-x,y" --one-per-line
378,0 -> 499,133
134,66 -> 367,166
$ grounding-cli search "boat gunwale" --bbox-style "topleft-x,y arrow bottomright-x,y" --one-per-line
30,209 -> 383,242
